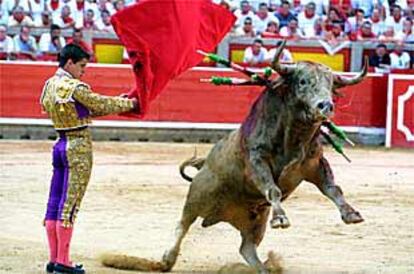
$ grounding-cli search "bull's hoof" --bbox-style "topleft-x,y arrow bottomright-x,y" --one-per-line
342,211 -> 364,224
270,215 -> 290,229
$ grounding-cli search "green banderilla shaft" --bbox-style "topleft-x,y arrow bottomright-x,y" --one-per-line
200,76 -> 247,85
324,121 -> 355,146
321,131 -> 351,163
197,50 -> 254,77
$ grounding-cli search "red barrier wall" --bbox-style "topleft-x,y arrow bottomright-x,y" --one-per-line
0,62 -> 387,127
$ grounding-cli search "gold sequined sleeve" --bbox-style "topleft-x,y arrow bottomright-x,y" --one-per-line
72,84 -> 136,117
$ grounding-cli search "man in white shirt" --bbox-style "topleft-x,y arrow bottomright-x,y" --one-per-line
280,17 -> 305,39
243,38 -> 268,66
300,0 -> 328,17
96,10 -> 114,32
0,0 -> 10,25
266,40 -> 294,63
39,24 -> 66,54
368,8 -> 387,36
234,0 -> 255,28
5,0 -> 31,14
395,18 -> 414,43
347,8 -> 365,33
253,3 -> 279,34
7,6 -> 35,27
389,41 -> 411,69
0,24 -> 14,58
297,2 -> 319,38
385,5 -> 404,33
351,0 -> 374,18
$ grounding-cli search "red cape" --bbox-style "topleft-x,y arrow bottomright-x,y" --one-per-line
111,0 -> 236,117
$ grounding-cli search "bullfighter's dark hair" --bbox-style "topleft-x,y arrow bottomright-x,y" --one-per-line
58,44 -> 90,68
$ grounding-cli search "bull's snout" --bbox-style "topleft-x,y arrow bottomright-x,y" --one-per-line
317,100 -> 334,116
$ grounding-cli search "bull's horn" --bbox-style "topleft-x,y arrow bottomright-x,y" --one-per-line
271,40 -> 296,75
334,57 -> 368,88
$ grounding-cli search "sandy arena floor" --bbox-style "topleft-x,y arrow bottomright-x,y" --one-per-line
0,140 -> 413,274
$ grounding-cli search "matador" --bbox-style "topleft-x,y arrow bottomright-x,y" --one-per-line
40,44 -> 137,274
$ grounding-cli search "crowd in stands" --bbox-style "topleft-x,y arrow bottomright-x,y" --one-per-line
215,0 -> 413,69
0,0 -> 412,69
0,0 -> 128,60
217,0 -> 413,43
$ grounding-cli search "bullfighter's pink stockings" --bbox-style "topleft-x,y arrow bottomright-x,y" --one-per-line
56,221 -> 74,266
45,220 -> 58,263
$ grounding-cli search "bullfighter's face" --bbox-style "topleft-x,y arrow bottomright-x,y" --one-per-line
288,62 -> 334,122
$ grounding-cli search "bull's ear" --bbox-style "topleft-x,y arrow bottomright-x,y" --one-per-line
271,40 -> 296,75
333,57 -> 368,89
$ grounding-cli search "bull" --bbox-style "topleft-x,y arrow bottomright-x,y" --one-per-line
162,41 -> 367,274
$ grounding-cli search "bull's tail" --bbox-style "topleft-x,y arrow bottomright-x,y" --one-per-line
179,156 -> 206,182
100,253 -> 169,272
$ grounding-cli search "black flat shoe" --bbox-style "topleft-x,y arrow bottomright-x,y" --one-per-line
45,262 -> 55,273
53,263 -> 85,274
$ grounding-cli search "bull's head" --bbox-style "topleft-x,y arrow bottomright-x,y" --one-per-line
271,40 -> 367,122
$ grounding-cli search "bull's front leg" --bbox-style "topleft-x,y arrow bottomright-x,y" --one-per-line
249,154 -> 290,229
306,156 -> 364,224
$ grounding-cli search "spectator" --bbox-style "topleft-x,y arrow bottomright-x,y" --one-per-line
266,40 -> 294,63
73,0 -> 86,29
351,0 -> 374,18
313,17 -> 325,38
5,0 -> 30,14
300,0 -> 329,17
92,0 -> 115,21
375,0 -> 408,18
39,24 -> 66,54
13,25 -> 38,59
97,10 -> 114,32
55,5 -> 76,29
386,5 -> 404,33
234,16 -> 257,37
124,0 -> 135,7
114,0 -> 125,11
0,0 -> 10,25
347,8 -> 365,33
389,41 -> 411,69
369,7 -> 387,36
280,17 -> 305,39
378,25 -> 398,42
67,28 -> 93,55
368,43 -> 391,71
261,20 -> 281,38
324,20 -> 348,45
0,24 -> 14,59
253,3 -> 279,34
218,0 -> 231,10
395,17 -> 414,42
357,21 -> 377,40
28,0 -> 45,25
324,7 -> 340,30
243,38 -> 268,65
35,10 -> 52,28
406,0 -> 414,19
47,0 -> 61,21
298,2 -> 319,38
275,1 -> 296,29
83,9 -> 98,30
234,0 -> 255,28
8,6 -> 35,27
